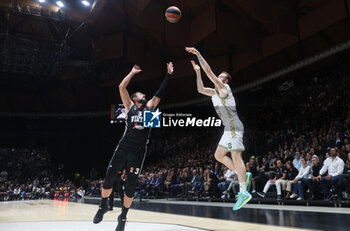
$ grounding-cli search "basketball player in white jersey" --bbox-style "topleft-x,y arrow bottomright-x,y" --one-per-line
186,47 -> 252,210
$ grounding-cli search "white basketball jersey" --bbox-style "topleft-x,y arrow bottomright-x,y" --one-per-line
211,84 -> 244,138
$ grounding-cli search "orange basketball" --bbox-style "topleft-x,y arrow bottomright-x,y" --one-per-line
165,6 -> 182,23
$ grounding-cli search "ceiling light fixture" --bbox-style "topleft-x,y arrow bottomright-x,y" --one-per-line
56,1 -> 64,8
82,1 -> 91,7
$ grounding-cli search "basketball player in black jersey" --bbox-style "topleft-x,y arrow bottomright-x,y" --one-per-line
93,63 -> 174,231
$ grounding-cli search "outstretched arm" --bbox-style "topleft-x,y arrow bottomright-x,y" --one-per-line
186,47 -> 225,89
146,62 -> 174,110
118,65 -> 141,113
191,60 -> 215,97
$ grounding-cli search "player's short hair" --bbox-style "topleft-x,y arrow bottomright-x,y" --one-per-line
130,92 -> 138,102
220,71 -> 232,82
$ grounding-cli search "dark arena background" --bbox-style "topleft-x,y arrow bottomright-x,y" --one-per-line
0,1 -> 350,231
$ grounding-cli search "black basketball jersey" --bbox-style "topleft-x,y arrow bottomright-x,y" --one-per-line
119,105 -> 151,145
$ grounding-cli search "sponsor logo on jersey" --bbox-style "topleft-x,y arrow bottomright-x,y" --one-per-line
131,115 -> 143,123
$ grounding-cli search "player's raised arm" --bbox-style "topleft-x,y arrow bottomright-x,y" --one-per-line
119,65 -> 142,113
186,47 -> 225,90
146,62 -> 173,110
191,60 -> 215,97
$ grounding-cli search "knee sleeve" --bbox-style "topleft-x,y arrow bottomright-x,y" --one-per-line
125,173 -> 138,198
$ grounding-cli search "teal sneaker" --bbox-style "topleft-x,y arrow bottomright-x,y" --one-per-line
234,172 -> 253,201
232,192 -> 252,211
246,172 -> 252,192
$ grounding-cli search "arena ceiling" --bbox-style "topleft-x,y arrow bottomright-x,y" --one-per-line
0,0 -> 350,113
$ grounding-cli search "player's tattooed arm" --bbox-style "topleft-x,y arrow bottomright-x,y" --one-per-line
191,60 -> 215,97
119,65 -> 141,113
147,62 -> 174,110
146,96 -> 159,110
185,47 -> 225,90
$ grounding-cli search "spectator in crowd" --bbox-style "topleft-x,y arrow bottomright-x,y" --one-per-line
13,185 -> 21,200
211,163 -> 222,178
218,168 -> 239,199
255,156 -> 268,191
204,169 -> 220,198
338,152 -> 350,200
306,153 -> 313,167
318,148 -> 345,200
7,184 -> 15,201
257,159 -> 287,200
164,169 -> 176,192
89,180 -> 102,197
265,153 -> 277,179
290,157 -> 313,200
183,170 -> 192,197
147,173 -> 157,187
150,172 -> 165,196
308,155 -> 322,200
172,169 -> 192,197
0,185 -> 7,201
283,151 -> 294,163
324,152 -> 330,162
189,169 -> 204,196
283,161 -> 299,199
293,152 -> 302,171
188,169 -> 199,189
203,168 -> 211,193
248,158 -> 259,193
171,170 -> 185,196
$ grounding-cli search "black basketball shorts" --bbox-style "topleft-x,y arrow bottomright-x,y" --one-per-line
103,141 -> 147,190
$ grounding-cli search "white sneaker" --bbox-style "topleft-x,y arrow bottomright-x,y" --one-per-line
221,192 -> 227,199
297,197 -> 303,200
251,189 -> 256,193
290,193 -> 298,199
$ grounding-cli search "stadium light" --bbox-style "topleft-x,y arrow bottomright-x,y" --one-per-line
56,1 -> 64,8
38,0 -> 46,3
82,1 -> 91,7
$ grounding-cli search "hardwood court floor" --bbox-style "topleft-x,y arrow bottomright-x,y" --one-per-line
0,199 -> 317,231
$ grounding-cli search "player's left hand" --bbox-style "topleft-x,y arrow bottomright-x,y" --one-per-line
131,65 -> 142,74
167,62 -> 174,75
190,60 -> 200,72
185,47 -> 199,55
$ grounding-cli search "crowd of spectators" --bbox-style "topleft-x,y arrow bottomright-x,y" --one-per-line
0,148 -> 85,201
130,145 -> 349,201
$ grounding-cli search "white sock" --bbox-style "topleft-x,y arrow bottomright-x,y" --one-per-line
239,182 -> 247,194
